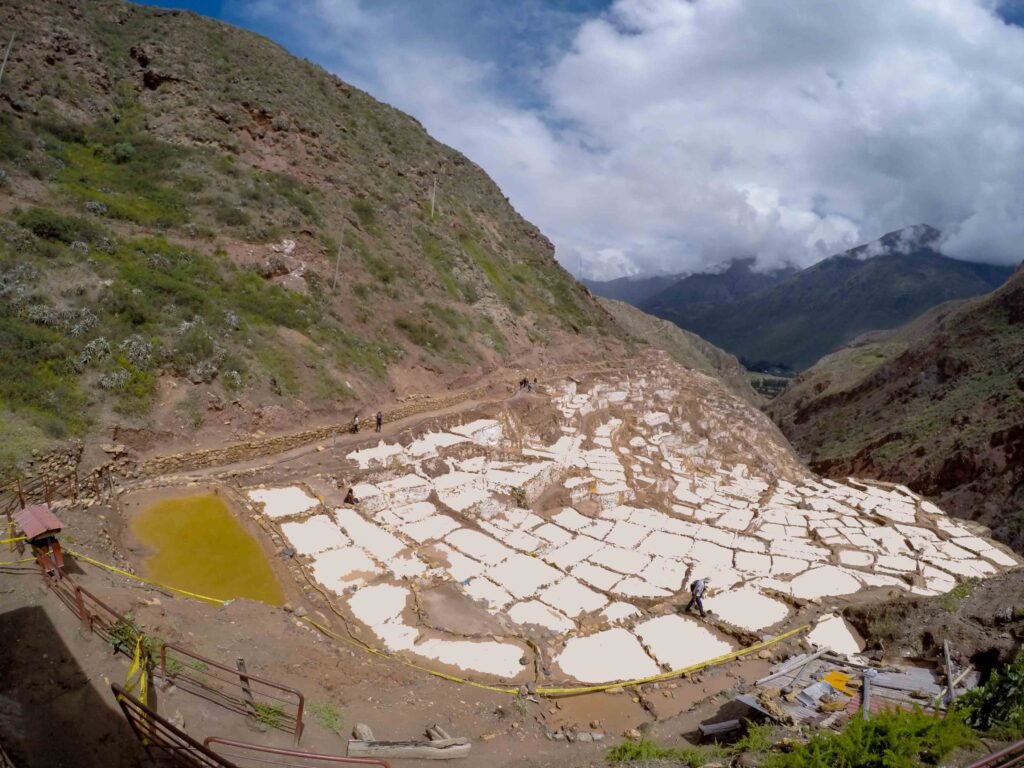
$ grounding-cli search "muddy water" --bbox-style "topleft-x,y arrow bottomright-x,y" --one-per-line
132,495 -> 284,605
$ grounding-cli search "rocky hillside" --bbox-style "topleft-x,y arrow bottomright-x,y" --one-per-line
597,298 -> 760,404
0,0 -> 624,470
769,266 -> 1024,549
643,227 -> 1013,372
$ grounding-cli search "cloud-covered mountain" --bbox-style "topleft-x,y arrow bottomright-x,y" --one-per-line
642,227 -> 1015,372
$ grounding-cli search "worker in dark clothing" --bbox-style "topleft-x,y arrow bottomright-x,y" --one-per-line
685,577 -> 710,618
352,414 -> 359,433
344,488 -> 360,505
375,411 -> 383,432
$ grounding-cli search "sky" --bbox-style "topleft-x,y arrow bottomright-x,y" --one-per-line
146,0 -> 1024,279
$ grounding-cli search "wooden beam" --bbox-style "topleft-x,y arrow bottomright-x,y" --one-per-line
348,738 -> 471,760
943,640 -> 956,706
756,649 -> 828,686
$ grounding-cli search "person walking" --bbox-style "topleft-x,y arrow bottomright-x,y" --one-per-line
375,411 -> 383,432
685,577 -> 710,618
352,414 -> 360,433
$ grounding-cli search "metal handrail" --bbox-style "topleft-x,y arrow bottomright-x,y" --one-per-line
161,643 -> 305,744
967,739 -> 1024,768
204,737 -> 389,767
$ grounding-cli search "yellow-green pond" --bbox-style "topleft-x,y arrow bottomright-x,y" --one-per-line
131,494 -> 284,605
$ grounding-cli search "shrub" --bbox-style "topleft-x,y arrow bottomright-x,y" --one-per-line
16,207 -> 99,244
761,707 -> 975,768
955,648 -> 1024,739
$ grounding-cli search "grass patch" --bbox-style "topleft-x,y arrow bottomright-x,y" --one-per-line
256,345 -> 299,397
606,738 -> 727,766
940,578 -> 979,613
308,701 -> 344,737
254,702 -> 287,730
395,315 -> 447,353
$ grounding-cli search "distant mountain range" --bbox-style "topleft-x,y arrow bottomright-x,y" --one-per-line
768,263 -> 1024,550
620,226 -> 1013,372
581,274 -> 681,306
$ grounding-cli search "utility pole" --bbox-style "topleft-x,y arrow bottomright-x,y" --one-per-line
0,34 -> 15,92
331,220 -> 344,292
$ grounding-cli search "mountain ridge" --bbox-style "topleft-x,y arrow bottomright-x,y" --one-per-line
642,227 -> 1014,371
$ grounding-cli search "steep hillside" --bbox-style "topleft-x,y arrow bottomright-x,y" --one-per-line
0,0 -> 622,469
597,298 -> 760,404
641,258 -> 794,315
581,273 -> 680,306
769,266 -> 1024,549
644,227 -> 1013,372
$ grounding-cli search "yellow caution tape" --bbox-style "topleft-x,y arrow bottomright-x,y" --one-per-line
0,536 -> 27,545
64,547 -> 811,697
123,635 -> 149,707
299,615 -> 810,696
0,557 -> 35,565
66,548 -> 225,605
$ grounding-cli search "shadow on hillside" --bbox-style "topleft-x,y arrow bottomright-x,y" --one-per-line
0,605 -> 147,767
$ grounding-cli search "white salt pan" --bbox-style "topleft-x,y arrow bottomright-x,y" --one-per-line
539,577 -> 608,616
556,628 -> 659,683
281,515 -> 350,555
248,486 -> 318,519
509,600 -> 575,632
634,614 -> 735,670
702,587 -> 790,631
807,614 -> 863,657
311,547 -> 377,590
445,529 -> 513,565
487,554 -> 562,598
787,566 -> 862,600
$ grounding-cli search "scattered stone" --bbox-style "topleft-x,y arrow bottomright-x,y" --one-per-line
623,728 -> 641,741
353,723 -> 375,741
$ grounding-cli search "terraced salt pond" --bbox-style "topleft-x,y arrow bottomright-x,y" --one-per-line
132,494 -> 284,605
245,357 -> 1019,684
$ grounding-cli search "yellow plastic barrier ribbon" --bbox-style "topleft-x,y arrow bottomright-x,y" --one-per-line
0,536 -> 27,545
123,635 -> 149,707
65,549 -> 225,605
65,547 -> 811,697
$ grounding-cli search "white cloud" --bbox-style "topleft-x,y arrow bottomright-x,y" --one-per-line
232,0 -> 1024,279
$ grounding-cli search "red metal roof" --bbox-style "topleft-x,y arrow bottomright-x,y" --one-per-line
14,505 -> 64,540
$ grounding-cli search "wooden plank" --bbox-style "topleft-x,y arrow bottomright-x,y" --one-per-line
348,739 -> 471,760
699,719 -> 741,737
756,650 -> 828,686
943,640 -> 956,706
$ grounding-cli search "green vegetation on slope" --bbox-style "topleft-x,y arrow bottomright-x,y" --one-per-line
597,297 -> 761,404
0,0 -> 622,469
606,710 -> 976,768
769,268 -> 1024,548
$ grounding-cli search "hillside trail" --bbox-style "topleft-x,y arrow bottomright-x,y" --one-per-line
119,357 -> 634,488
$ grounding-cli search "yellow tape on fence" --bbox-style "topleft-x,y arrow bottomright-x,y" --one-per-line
123,635 -> 149,707
65,547 -> 811,698
0,536 -> 27,545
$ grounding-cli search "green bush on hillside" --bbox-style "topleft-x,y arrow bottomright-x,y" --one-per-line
761,708 -> 975,768
606,711 -> 975,768
954,648 -> 1024,739
16,207 -> 100,244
